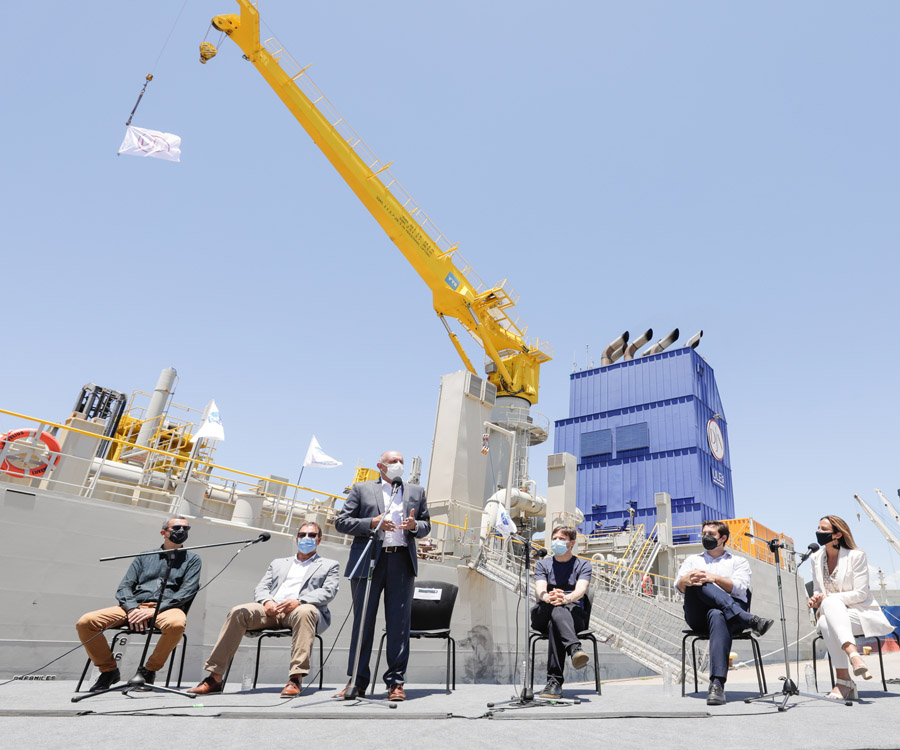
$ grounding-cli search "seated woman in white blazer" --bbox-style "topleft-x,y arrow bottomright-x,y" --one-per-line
807,515 -> 894,701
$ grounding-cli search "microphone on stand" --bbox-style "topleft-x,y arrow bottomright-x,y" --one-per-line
255,532 -> 271,543
390,476 -> 402,498
798,542 -> 819,563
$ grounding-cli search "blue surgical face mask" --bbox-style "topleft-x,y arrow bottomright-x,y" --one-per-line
297,536 -> 317,554
550,539 -> 569,556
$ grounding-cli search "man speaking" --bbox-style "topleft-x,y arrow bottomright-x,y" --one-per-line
334,450 -> 430,701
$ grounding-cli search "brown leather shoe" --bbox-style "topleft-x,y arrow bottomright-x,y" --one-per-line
333,682 -> 367,699
281,676 -> 302,698
188,676 -> 223,695
388,684 -> 406,702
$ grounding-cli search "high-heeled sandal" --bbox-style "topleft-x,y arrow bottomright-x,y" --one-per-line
827,678 -> 858,701
850,655 -> 872,680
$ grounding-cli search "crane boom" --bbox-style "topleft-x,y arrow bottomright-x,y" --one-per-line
208,0 -> 551,403
854,493 -> 900,558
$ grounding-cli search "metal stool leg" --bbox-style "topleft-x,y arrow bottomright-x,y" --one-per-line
875,637 -> 887,692
316,634 -> 324,690
691,637 -> 700,694
253,632 -> 269,689
528,633 -> 543,690
451,636 -> 456,690
749,636 -> 766,695
444,636 -> 451,694
588,634 -> 601,695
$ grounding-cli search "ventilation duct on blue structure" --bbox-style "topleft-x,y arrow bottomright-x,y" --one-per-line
640,328 -> 679,357
601,331 -> 629,366
686,330 -> 703,350
623,329 -> 653,361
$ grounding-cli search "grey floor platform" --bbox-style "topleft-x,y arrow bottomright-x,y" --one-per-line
1,665 -> 899,750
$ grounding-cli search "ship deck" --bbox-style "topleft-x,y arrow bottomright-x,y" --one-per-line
3,658 -> 898,749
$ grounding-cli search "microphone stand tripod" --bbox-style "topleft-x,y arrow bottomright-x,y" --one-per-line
486,519 -> 580,714
742,533 -> 851,711
72,534 -> 271,703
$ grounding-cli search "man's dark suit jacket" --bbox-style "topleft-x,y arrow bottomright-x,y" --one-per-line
335,479 -> 430,578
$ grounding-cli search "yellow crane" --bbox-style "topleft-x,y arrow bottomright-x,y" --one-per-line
202,0 -> 551,404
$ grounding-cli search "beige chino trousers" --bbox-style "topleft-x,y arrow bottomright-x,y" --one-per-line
76,603 -> 186,673
205,602 -> 319,678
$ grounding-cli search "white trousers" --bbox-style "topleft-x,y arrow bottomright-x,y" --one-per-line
817,596 -> 864,670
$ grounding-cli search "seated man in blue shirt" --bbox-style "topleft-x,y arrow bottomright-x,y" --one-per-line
75,517 -> 201,692
531,526 -> 592,699
676,520 -> 773,706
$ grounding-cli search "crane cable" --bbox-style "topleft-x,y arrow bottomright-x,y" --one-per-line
124,0 -> 192,126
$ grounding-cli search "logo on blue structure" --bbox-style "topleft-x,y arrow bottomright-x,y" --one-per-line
711,467 -> 726,488
445,272 -> 460,290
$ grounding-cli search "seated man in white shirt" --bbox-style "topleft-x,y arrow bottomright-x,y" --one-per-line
189,522 -> 340,698
676,520 -> 773,706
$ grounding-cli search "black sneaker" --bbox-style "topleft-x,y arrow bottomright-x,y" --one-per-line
133,666 -> 156,692
539,679 -> 562,699
88,668 -> 121,693
706,680 -> 727,706
749,615 -> 774,638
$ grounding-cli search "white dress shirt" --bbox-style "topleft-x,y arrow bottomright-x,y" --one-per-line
381,480 -> 407,548
677,550 -> 751,603
273,554 -> 319,602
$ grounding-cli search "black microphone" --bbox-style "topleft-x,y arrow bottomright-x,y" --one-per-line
799,542 -> 819,563
390,476 -> 402,497
253,532 -> 271,544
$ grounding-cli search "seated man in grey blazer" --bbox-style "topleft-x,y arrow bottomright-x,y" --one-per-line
189,522 -> 339,698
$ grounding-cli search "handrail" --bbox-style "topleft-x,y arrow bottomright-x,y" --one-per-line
0,407 -> 343,502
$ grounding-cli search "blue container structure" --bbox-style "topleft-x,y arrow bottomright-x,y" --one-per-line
554,346 -> 733,543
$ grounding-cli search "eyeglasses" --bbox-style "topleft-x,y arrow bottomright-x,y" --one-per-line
169,525 -> 191,532
297,532 -> 319,539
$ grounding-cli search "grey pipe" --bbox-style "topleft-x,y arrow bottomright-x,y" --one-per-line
686,330 -> 703,350
601,331 -> 629,366
135,367 -> 177,448
624,329 -> 653,360
640,328 -> 679,357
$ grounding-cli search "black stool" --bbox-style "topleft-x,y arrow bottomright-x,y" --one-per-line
680,629 -> 766,696
223,628 -> 324,690
811,631 -> 900,692
528,626 -> 602,695
77,626 -> 187,692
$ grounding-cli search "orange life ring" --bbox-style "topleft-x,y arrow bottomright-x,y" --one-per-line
0,429 -> 61,477
641,574 -> 654,596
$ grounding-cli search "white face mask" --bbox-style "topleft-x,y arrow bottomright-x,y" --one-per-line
383,462 -> 403,481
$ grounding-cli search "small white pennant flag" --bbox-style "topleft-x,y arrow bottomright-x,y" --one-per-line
194,400 -> 225,442
118,125 -> 182,162
495,500 -> 517,539
303,435 -> 342,468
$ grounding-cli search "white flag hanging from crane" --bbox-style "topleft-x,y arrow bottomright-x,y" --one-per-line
194,400 -> 225,442
303,436 -> 342,468
118,125 -> 182,162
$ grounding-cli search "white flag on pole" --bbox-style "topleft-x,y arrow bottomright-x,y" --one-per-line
303,435 -> 342,468
194,400 -> 225,442
118,125 -> 182,162
495,499 -> 517,539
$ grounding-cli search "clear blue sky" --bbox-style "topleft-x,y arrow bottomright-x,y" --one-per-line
3,1 -> 899,586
